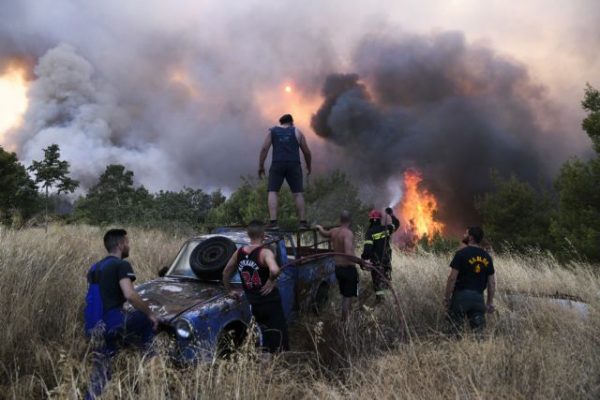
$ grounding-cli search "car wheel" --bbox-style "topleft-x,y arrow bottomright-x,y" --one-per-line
190,236 -> 237,280
216,321 -> 247,358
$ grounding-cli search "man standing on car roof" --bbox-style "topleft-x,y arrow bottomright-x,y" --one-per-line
84,229 -> 158,399
258,113 -> 312,230
316,211 -> 364,321
444,226 -> 496,336
361,208 -> 400,303
222,220 -> 290,353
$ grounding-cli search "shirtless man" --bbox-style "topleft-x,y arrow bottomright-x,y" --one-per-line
315,211 -> 358,320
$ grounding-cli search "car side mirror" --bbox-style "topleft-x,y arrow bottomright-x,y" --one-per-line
158,266 -> 169,277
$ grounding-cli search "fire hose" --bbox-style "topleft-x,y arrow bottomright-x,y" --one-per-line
283,252 -> 406,340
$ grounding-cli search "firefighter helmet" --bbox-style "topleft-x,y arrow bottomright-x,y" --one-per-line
368,209 -> 382,220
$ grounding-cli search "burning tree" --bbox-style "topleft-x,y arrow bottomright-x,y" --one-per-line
394,170 -> 444,248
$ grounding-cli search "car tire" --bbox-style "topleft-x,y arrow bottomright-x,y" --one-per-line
216,321 -> 249,358
190,236 -> 237,280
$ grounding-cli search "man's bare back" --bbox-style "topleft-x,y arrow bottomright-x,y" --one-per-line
315,214 -> 358,320
329,226 -> 355,265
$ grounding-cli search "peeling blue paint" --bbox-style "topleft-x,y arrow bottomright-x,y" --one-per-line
129,229 -> 335,363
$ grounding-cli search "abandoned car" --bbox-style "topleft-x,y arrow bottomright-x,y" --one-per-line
127,228 -> 335,362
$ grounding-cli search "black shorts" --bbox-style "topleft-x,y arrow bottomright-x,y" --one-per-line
335,265 -> 358,298
250,300 -> 290,353
268,161 -> 303,193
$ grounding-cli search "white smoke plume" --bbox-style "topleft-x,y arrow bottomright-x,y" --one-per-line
18,44 -> 176,188
1,0 -> 599,214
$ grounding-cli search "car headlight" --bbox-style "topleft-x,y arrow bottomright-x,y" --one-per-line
174,319 -> 194,339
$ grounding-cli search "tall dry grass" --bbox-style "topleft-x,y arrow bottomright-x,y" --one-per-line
0,225 -> 598,399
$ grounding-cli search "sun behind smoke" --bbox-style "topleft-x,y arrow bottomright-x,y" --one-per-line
0,65 -> 28,143
255,83 -> 324,144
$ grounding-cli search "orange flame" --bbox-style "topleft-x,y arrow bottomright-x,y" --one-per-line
395,170 -> 444,240
0,63 -> 29,146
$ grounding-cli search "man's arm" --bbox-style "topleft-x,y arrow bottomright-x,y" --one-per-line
444,268 -> 459,309
260,249 -> 281,296
486,274 -> 496,312
119,278 -> 158,330
315,224 -> 332,238
258,132 -> 272,178
297,129 -> 312,175
222,252 -> 239,295
385,207 -> 400,233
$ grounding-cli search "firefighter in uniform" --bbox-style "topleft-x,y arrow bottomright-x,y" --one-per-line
361,208 -> 400,302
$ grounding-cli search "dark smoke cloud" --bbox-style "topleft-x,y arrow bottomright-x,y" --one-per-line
311,31 -> 570,230
0,1 -> 596,231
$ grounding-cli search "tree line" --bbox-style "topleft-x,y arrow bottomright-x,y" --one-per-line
0,145 -> 369,232
1,85 -> 599,262
477,84 -> 600,262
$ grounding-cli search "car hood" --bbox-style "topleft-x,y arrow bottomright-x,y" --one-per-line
135,277 -> 231,323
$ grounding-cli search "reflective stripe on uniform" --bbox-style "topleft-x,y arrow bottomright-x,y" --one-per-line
372,231 -> 387,240
364,240 -> 373,245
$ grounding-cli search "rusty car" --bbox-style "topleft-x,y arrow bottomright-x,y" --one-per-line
128,227 -> 335,362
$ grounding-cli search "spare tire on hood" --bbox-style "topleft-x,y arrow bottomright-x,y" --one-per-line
190,236 -> 237,280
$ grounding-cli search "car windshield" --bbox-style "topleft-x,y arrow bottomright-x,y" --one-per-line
166,238 -> 243,283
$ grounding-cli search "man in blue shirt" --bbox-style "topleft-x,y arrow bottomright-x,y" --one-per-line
258,114 -> 312,229
85,229 -> 158,399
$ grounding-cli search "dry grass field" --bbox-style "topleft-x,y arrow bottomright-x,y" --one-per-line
0,225 -> 598,399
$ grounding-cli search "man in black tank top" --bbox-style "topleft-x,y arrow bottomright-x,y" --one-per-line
223,220 -> 289,353
444,226 -> 496,335
258,114 -> 312,229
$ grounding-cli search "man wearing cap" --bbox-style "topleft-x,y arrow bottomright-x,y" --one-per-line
258,114 -> 312,230
361,208 -> 400,303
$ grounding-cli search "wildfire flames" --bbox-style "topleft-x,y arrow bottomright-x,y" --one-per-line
395,170 -> 444,242
0,63 -> 29,145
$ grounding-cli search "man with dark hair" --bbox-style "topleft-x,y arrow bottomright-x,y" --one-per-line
361,207 -> 400,303
258,114 -> 312,229
444,226 -> 496,335
316,211 -> 361,320
84,229 -> 158,399
222,220 -> 289,353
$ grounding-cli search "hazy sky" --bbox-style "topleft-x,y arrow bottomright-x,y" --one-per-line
0,0 -> 598,199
